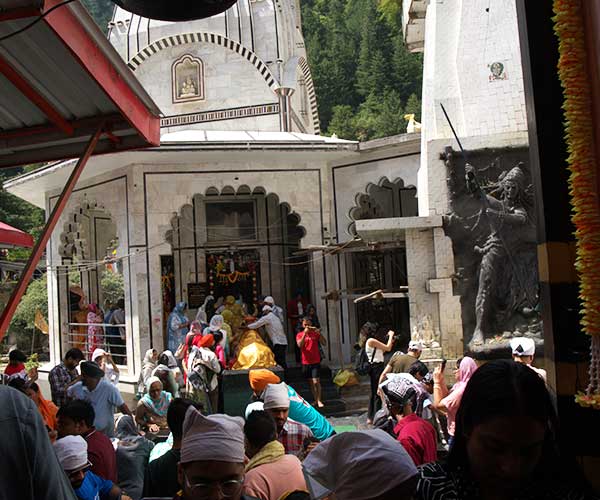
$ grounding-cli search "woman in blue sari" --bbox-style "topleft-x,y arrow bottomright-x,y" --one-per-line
167,302 -> 189,352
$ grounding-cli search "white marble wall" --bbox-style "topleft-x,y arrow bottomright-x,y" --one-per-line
133,44 -> 278,119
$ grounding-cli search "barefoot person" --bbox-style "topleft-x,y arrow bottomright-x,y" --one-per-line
296,316 -> 326,408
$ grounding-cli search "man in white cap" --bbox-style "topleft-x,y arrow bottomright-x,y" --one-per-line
302,430 -> 418,500
263,383 -> 314,456
378,340 -> 424,385
263,296 -> 285,325
54,435 -> 129,500
247,306 -> 288,370
176,406 -> 259,500
510,337 -> 547,381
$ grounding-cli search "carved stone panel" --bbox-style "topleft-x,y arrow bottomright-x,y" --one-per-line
172,54 -> 204,103
441,147 -> 542,356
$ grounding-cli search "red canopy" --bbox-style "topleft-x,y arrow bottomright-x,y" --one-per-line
0,221 -> 34,248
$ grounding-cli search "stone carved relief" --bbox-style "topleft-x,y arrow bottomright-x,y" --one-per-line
172,54 -> 204,103
441,147 -> 542,354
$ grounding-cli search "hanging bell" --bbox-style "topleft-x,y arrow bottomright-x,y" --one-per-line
111,0 -> 239,22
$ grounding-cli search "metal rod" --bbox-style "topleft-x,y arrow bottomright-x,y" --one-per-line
440,102 -> 467,160
0,125 -> 103,340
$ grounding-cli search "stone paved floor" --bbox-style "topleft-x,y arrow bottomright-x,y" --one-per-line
328,412 -> 370,432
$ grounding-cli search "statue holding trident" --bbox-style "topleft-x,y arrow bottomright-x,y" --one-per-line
440,104 -> 539,346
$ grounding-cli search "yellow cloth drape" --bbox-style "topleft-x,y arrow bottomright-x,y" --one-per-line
232,330 -> 276,370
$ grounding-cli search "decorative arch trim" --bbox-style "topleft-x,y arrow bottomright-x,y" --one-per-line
59,199 -> 117,261
128,32 -> 279,90
165,185 -> 306,244
347,176 -> 418,235
298,56 -> 320,134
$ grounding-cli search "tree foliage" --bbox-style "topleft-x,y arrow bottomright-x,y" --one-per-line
101,270 -> 125,305
80,0 -> 115,33
302,0 -> 423,140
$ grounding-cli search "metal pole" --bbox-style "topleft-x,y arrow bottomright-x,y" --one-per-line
0,125 -> 104,340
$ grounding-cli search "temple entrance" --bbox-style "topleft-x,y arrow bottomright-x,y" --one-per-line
206,249 -> 261,316
166,186 -> 308,351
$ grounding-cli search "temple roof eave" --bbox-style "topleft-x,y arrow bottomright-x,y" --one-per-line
4,133 -> 359,208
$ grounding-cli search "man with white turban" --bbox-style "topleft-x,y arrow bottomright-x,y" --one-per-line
177,406 -> 260,500
247,307 -> 288,370
302,430 -> 418,500
263,383 -> 314,456
510,337 -> 547,381
263,296 -> 285,325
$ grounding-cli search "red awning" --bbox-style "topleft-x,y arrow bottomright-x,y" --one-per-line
0,221 -> 33,248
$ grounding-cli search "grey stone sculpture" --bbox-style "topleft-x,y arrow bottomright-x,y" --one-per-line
442,147 -> 542,351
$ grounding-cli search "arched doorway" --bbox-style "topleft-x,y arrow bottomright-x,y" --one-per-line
164,185 -> 307,348
58,199 -> 124,361
348,177 -> 417,343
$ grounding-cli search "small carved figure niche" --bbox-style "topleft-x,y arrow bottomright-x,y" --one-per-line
172,54 -> 204,103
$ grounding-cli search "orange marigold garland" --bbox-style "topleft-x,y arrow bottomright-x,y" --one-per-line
553,0 -> 600,409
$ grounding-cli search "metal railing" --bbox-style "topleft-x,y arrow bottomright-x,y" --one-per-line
66,322 -> 128,367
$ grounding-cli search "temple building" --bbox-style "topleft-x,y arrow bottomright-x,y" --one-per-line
5,0 -> 425,388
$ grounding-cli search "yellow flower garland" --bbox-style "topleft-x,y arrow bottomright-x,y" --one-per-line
553,0 -> 600,408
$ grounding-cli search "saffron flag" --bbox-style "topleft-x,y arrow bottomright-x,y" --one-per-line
34,309 -> 48,335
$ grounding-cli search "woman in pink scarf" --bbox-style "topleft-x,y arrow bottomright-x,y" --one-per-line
433,356 -> 478,440
87,303 -> 104,358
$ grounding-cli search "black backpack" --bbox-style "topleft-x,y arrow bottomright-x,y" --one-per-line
354,344 -> 376,375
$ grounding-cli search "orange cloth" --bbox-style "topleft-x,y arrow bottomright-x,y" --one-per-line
249,369 -> 281,393
197,333 -> 215,348
37,393 -> 58,430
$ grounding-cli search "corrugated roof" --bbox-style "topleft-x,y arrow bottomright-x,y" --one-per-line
0,0 -> 161,168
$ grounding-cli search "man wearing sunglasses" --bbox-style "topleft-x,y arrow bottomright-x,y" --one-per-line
175,406 -> 259,500
54,435 -> 130,500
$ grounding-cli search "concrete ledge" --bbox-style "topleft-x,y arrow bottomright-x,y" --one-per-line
356,215 -> 443,242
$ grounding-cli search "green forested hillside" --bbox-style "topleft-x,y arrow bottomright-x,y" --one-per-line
302,0 -> 423,140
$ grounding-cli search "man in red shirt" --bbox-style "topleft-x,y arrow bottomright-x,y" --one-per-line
56,400 -> 117,482
382,378 -> 437,466
296,316 -> 326,408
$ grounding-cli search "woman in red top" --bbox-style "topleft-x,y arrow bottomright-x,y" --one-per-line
296,316 -> 327,408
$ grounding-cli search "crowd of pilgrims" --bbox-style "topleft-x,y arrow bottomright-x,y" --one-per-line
0,297 -> 597,499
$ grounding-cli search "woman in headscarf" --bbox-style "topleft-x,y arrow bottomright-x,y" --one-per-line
167,302 -> 189,353
433,356 -> 478,442
136,349 -> 158,398
306,304 -> 320,329
26,382 -> 58,432
194,295 -> 214,326
204,314 -> 229,360
186,334 -> 222,413
135,376 -> 173,434
151,352 -> 180,397
114,415 -> 155,500
86,303 -> 104,357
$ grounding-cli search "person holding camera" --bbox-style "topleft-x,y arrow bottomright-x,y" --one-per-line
296,316 -> 327,408
362,324 -> 395,424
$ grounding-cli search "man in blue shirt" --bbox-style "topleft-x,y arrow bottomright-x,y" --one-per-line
54,435 -> 129,500
67,361 -> 132,437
